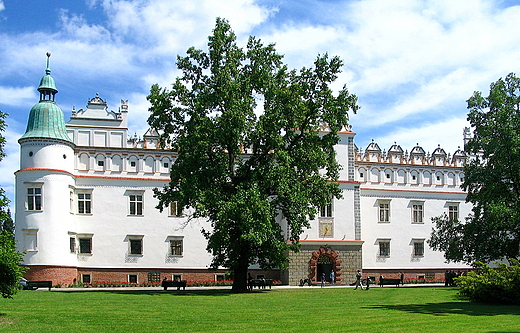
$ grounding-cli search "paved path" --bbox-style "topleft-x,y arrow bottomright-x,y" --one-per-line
42,283 -> 446,292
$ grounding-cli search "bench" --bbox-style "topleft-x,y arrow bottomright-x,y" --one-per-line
26,281 -> 52,291
252,279 -> 273,289
162,280 -> 187,290
299,278 -> 312,287
379,278 -> 401,287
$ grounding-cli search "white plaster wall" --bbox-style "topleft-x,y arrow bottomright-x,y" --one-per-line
15,170 -> 76,266
360,187 -> 472,270
20,141 -> 74,173
72,177 -> 213,269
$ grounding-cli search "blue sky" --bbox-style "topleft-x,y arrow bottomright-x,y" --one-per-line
1,0 -> 520,206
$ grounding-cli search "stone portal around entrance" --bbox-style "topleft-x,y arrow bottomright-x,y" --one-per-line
285,241 -> 362,286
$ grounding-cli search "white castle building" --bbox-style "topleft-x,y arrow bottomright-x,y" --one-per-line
15,57 -> 471,286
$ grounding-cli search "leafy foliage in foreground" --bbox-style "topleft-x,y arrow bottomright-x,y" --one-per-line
456,260 -> 520,305
0,111 -> 27,298
0,232 -> 26,298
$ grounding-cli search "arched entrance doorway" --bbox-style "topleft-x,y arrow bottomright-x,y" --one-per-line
317,255 -> 333,282
309,246 -> 342,284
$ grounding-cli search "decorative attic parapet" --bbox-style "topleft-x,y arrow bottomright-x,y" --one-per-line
355,141 -> 467,167
71,93 -> 123,120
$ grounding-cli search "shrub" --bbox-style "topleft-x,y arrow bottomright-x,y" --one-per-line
456,260 -> 520,305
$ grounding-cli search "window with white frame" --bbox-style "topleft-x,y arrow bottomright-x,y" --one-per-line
128,236 -> 143,255
22,229 -> 38,252
128,274 -> 138,283
413,240 -> 425,257
82,274 -> 91,284
378,200 -> 390,223
26,186 -> 42,211
129,193 -> 143,215
378,240 -> 390,257
169,237 -> 183,256
448,203 -> 459,221
320,202 -> 333,218
411,201 -> 424,223
77,192 -> 92,214
169,201 -> 182,217
69,189 -> 74,213
78,236 -> 92,254
70,237 -> 76,253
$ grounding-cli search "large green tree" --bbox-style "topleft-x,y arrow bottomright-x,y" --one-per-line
147,18 -> 358,291
429,73 -> 520,263
0,111 -> 26,298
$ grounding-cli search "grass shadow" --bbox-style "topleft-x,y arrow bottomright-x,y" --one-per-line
365,301 -> 520,317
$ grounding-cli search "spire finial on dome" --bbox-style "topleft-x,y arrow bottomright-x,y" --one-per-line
45,52 -> 51,74
38,52 -> 58,99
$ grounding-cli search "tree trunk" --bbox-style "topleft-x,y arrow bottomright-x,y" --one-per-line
231,252 -> 249,293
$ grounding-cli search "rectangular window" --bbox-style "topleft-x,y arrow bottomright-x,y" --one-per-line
77,193 -> 92,214
79,238 -> 92,254
82,274 -> 91,284
128,274 -> 138,283
169,239 -> 183,256
412,202 -> 424,223
413,240 -> 425,257
148,271 -> 161,283
27,187 -> 42,211
378,202 -> 390,223
320,203 -> 333,218
129,239 -> 143,255
448,204 -> 459,221
22,229 -> 38,252
129,194 -> 143,215
169,201 -> 181,217
379,241 -> 390,256
70,237 -> 76,253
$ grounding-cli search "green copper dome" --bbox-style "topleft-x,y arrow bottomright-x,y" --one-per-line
19,53 -> 72,143
20,101 -> 71,142
38,68 -> 58,94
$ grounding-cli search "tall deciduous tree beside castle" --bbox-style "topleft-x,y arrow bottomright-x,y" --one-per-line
0,111 -> 26,298
147,18 -> 358,292
429,73 -> 520,263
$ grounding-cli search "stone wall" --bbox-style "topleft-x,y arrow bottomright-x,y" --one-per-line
284,243 -> 362,286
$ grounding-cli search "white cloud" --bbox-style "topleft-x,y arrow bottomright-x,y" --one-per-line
58,9 -> 112,42
95,0 -> 273,55
0,86 -> 36,107
360,117 -> 470,155
328,0 -> 520,132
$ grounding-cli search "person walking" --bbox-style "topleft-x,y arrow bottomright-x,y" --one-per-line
321,273 -> 326,288
330,270 -> 335,284
354,270 -> 363,290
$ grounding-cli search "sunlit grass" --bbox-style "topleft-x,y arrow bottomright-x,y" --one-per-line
1,287 -> 519,332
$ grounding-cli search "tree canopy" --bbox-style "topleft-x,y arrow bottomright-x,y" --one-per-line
147,18 -> 358,291
0,110 -> 26,298
429,73 -> 520,263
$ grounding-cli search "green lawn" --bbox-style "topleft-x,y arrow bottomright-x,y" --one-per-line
1,287 -> 519,332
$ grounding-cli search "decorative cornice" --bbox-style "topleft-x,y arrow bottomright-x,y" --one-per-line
15,168 -> 73,176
